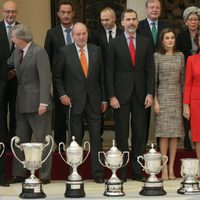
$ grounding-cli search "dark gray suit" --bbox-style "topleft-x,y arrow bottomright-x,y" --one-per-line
53,43 -> 106,178
8,42 -> 53,180
106,33 -> 155,179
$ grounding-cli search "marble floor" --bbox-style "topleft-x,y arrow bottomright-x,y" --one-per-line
1,179 -> 200,200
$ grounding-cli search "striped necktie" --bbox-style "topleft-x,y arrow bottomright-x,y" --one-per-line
80,49 -> 88,77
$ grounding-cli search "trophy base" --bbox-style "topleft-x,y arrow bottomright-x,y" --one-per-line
177,181 -> 200,195
104,180 -> 125,197
65,180 -> 85,198
19,182 -> 46,199
139,180 -> 166,196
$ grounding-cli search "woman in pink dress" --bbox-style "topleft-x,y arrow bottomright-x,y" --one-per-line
183,30 -> 200,159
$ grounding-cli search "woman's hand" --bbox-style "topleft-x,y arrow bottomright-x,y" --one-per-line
183,104 -> 190,120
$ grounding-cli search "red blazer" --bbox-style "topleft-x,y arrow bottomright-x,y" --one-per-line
183,53 -> 200,104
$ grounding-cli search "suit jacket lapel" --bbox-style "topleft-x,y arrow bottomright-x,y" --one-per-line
87,44 -> 95,78
17,43 -> 33,80
70,44 -> 86,79
101,28 -> 108,46
57,25 -> 65,45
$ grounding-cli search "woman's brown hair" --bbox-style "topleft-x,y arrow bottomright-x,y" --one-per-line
157,28 -> 177,54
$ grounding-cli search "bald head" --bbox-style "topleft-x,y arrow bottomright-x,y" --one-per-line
2,0 -> 17,24
72,22 -> 88,48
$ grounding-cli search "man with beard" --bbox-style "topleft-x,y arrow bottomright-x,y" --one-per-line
44,0 -> 75,148
106,9 -> 155,182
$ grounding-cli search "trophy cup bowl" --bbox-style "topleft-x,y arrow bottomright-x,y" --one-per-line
11,135 -> 54,199
98,140 -> 129,197
0,142 -> 5,158
137,144 -> 168,196
177,158 -> 200,195
59,136 -> 90,198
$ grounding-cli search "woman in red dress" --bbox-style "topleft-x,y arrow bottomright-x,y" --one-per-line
183,30 -> 200,159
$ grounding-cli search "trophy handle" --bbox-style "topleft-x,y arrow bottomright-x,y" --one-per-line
98,151 -> 107,168
42,135 -> 54,164
137,155 -> 145,169
10,136 -> 24,165
121,151 -> 130,168
82,141 -> 90,164
160,155 -> 168,170
0,142 -> 5,157
180,164 -> 185,178
58,142 -> 68,165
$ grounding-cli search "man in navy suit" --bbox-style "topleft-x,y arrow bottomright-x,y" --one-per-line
53,22 -> 107,183
137,0 -> 168,145
44,0 -> 75,148
0,0 -> 19,187
106,9 -> 155,181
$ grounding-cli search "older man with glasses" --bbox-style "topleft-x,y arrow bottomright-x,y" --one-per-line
0,0 -> 19,187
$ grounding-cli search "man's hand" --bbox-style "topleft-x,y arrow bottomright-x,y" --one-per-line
60,95 -> 72,107
101,102 -> 108,113
38,105 -> 47,116
7,69 -> 16,80
110,96 -> 120,109
144,95 -> 153,109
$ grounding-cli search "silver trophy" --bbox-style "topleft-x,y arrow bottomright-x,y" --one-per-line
137,144 -> 168,196
98,140 -> 129,196
177,158 -> 200,194
11,135 -> 54,199
0,142 -> 5,157
59,136 -> 90,198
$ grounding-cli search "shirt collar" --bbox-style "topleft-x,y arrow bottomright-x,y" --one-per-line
61,24 -> 73,32
22,42 -> 32,54
105,24 -> 117,34
4,20 -> 16,28
124,31 -> 136,40
147,18 -> 158,26
75,43 -> 87,52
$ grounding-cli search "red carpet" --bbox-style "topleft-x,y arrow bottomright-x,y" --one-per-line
6,149 -> 196,180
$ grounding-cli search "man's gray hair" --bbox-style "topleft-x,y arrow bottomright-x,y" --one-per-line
11,24 -> 33,42
183,6 -> 200,21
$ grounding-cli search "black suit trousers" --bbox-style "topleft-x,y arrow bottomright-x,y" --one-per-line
0,101 -> 6,182
70,101 -> 104,178
114,91 -> 147,178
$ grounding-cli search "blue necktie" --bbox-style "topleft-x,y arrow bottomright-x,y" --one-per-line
66,28 -> 72,45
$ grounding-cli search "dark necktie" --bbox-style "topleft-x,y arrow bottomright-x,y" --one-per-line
129,36 -> 136,67
19,49 -> 24,64
151,22 -> 157,45
108,30 -> 112,42
66,28 -> 72,45
7,25 -> 12,49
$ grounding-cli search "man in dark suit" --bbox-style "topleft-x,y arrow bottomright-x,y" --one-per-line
90,7 -> 123,136
44,0 -> 75,148
53,22 -> 107,183
0,0 -> 19,187
8,24 -> 53,184
106,9 -> 155,181
137,0 -> 168,145
0,0 -> 19,149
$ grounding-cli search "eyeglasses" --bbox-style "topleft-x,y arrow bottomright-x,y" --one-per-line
187,18 -> 199,22
3,10 -> 17,14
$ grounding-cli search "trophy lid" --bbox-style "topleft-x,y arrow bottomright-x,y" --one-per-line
107,140 -> 121,155
144,144 -> 161,158
67,136 -> 82,150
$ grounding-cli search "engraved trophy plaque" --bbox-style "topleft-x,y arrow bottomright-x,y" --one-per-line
0,142 -> 5,157
11,135 -> 54,199
137,144 -> 168,196
177,158 -> 200,194
98,140 -> 129,196
59,136 -> 90,198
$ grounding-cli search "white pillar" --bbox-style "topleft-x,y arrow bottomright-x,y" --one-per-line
127,0 -> 146,21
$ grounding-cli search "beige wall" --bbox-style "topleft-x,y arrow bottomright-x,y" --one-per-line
0,0 -> 51,46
